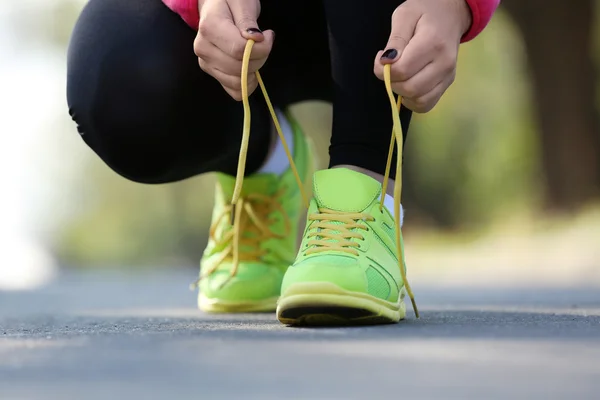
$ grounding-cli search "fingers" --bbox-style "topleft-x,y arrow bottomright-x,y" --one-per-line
374,41 -> 435,85
227,0 -> 262,39
374,3 -> 422,81
381,3 -> 422,64
194,0 -> 273,101
194,40 -> 266,75
198,17 -> 267,61
391,62 -> 447,101
197,0 -> 245,59
382,25 -> 458,111
387,28 -> 436,82
374,0 -> 461,114
400,75 -> 453,113
375,53 -> 454,112
197,0 -> 273,61
199,58 -> 258,101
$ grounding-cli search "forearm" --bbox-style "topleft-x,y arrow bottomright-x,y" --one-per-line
462,0 -> 500,42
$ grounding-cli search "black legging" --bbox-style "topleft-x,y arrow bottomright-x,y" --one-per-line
67,0 -> 412,184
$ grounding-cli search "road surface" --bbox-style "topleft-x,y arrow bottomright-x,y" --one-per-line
1,269 -> 599,399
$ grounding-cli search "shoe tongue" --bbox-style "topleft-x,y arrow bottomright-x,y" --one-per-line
217,173 -> 277,200
313,168 -> 382,212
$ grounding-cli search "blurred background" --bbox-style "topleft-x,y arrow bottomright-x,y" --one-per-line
1,0 -> 599,291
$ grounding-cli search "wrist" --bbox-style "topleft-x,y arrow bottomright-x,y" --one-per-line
453,0 -> 473,36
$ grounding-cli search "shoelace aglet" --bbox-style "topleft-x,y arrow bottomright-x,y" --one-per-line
230,204 -> 237,226
411,297 -> 420,318
217,276 -> 232,290
405,281 -> 420,318
189,278 -> 200,291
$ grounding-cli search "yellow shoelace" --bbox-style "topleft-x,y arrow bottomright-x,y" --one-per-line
305,209 -> 375,256
200,190 -> 290,282
216,39 -> 418,318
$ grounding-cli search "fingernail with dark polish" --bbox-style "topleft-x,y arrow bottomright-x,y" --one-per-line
247,28 -> 262,34
381,49 -> 398,60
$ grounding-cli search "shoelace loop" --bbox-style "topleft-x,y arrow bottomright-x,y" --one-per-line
200,39 -> 419,319
231,41 -> 309,214
193,189 -> 290,289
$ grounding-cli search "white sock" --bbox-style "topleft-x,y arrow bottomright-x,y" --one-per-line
258,109 -> 294,175
383,193 -> 404,226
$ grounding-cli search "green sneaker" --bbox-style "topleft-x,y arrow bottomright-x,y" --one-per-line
197,115 -> 313,313
277,168 -> 415,325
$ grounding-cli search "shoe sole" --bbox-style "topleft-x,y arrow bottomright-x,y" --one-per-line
276,282 -> 406,326
198,294 -> 279,313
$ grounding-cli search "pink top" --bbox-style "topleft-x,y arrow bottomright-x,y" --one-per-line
162,0 -> 198,30
462,0 -> 500,42
162,0 -> 500,42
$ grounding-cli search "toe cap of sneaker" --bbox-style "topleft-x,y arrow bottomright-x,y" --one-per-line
281,256 -> 367,295
201,263 -> 284,302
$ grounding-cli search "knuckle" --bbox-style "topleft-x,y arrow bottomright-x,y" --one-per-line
440,53 -> 457,75
449,69 -> 457,84
193,36 -> 203,56
444,58 -> 455,72
424,104 -> 435,113
413,104 -> 427,113
197,58 -> 208,71
427,30 -> 447,53
392,5 -> 413,21
426,29 -> 449,53
439,59 -> 456,79
432,39 -> 446,54
194,42 -> 209,59
412,99 -> 425,110
392,5 -> 421,28
415,98 -> 434,113
198,19 -> 211,37
227,78 -> 242,91
400,82 -> 418,99
389,33 -> 409,48
230,91 -> 243,101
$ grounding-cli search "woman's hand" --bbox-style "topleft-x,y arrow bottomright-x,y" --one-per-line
194,0 -> 274,101
374,0 -> 472,113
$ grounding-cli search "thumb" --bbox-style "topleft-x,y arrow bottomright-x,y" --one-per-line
227,0 -> 264,40
380,3 -> 422,64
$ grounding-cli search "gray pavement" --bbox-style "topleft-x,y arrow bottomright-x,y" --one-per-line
1,269 -> 599,400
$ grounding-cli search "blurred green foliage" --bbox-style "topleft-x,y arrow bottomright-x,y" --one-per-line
405,11 -> 539,228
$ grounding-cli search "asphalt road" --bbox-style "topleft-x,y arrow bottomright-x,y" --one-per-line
1,269 -> 599,400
